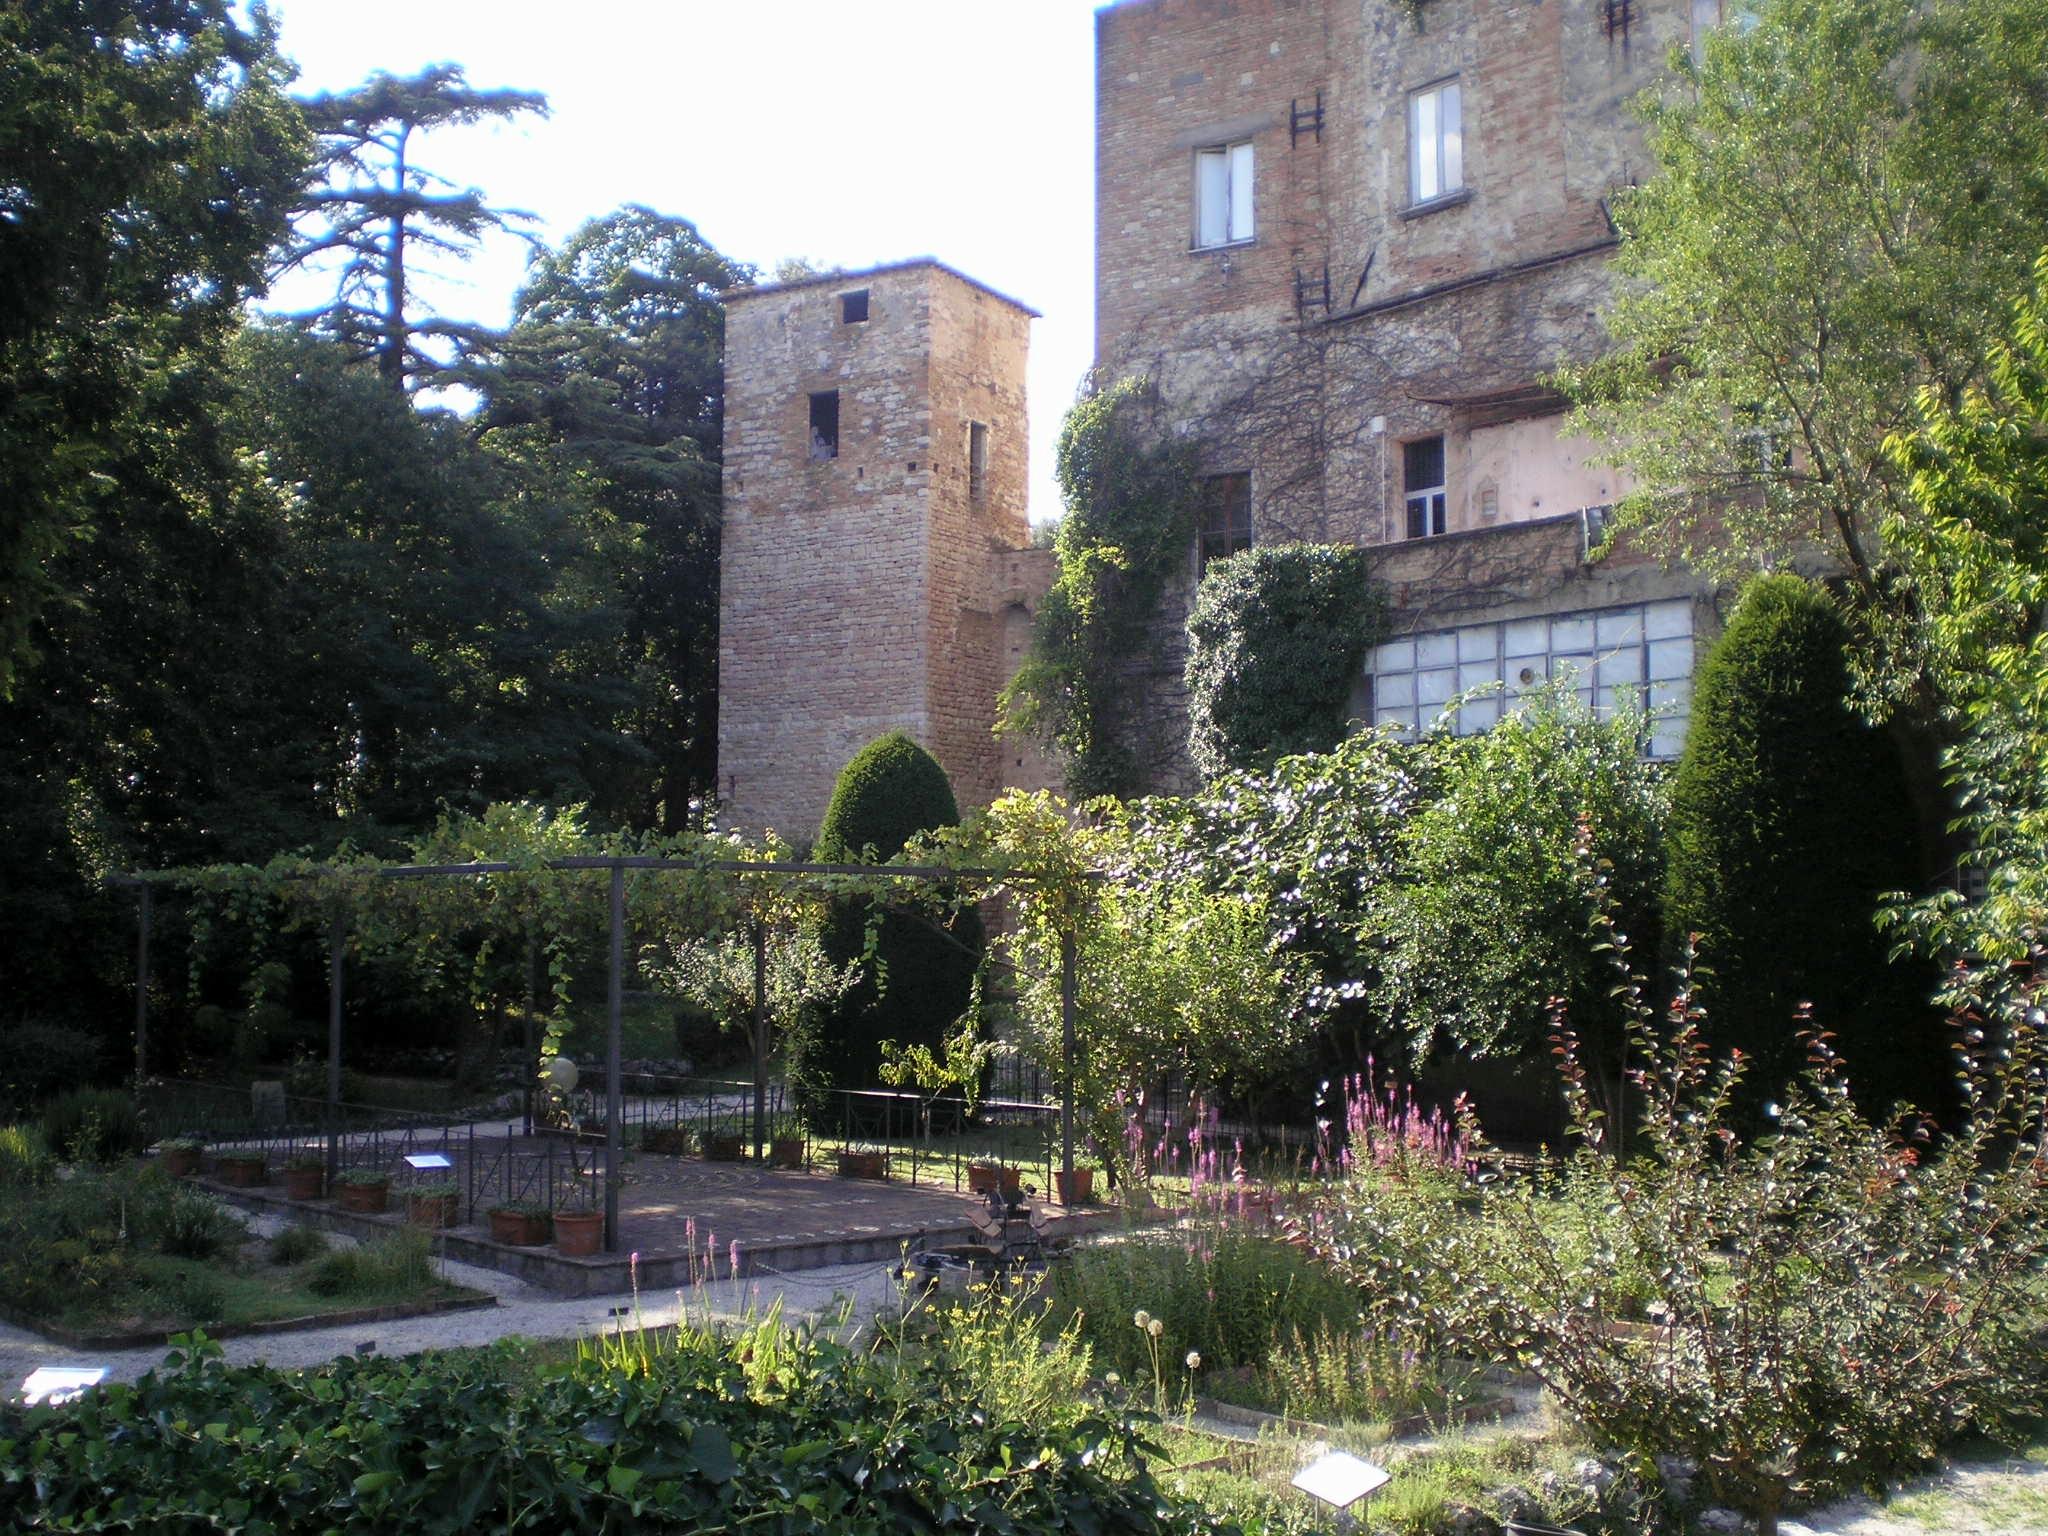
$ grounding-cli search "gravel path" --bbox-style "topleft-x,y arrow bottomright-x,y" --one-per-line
0,1208 -> 909,1393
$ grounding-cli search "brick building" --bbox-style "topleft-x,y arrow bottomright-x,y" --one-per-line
1092,0 -> 1717,788
715,261 -> 1056,839
716,0 -> 1724,831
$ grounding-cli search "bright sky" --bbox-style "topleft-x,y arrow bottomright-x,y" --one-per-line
264,0 -> 1106,524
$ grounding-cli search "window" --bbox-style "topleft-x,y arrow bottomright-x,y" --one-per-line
1404,436 -> 1447,539
1194,141 -> 1255,249
968,421 -> 990,503
808,391 -> 839,460
1197,473 -> 1253,571
1408,80 -> 1464,205
1367,599 -> 1696,756
840,290 -> 869,324
1733,403 -> 1792,477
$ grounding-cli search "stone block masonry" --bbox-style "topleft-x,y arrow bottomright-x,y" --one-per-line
717,261 -> 1040,840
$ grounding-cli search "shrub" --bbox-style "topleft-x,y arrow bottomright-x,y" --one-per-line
1306,839 -> 2048,1533
41,1087 -> 146,1161
150,1266 -> 228,1325
1665,573 -> 1939,1110
1183,543 -> 1383,778
268,1225 -> 328,1265
307,1227 -> 436,1300
794,733 -> 983,1117
335,1167 -> 388,1187
1373,687 -> 1666,1110
0,1020 -> 104,1115
142,1182 -> 244,1260
0,1123 -> 52,1185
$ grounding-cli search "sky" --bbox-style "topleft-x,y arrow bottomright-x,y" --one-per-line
264,0 -> 1107,523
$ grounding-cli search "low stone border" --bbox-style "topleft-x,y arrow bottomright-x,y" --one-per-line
1196,1392 -> 1522,1440
1,1291 -> 498,1352
195,1177 -> 1137,1297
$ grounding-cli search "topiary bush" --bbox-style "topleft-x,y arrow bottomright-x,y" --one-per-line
1664,573 -> 1940,1112
1183,542 -> 1383,777
792,733 -> 983,1124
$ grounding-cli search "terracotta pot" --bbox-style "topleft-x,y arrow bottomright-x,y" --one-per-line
554,1210 -> 603,1256
643,1127 -> 691,1156
769,1137 -> 805,1170
160,1146 -> 201,1178
837,1149 -> 888,1181
215,1155 -> 267,1187
968,1161 -> 1022,1196
338,1180 -> 389,1213
405,1191 -> 459,1229
488,1208 -> 552,1246
703,1133 -> 744,1162
282,1166 -> 325,1201
1052,1167 -> 1094,1206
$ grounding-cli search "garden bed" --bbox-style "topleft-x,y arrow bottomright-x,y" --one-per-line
3,1286 -> 497,1351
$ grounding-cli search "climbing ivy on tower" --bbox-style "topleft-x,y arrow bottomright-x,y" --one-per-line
1184,543 -> 1385,777
1000,378 -> 1201,797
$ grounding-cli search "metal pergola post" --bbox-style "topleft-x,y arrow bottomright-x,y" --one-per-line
751,920 -> 768,1161
133,883 -> 152,1087
326,913 -> 345,1182
1060,927 -> 1077,1189
604,861 -> 624,1253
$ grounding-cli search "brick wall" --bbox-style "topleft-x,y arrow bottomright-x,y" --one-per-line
716,262 -> 1037,839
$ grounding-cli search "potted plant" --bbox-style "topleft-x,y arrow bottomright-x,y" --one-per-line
215,1150 -> 268,1187
641,1125 -> 692,1156
553,1195 -> 603,1257
159,1137 -> 202,1178
404,1180 -> 460,1229
702,1128 -> 744,1162
1052,1166 -> 1095,1206
336,1167 -> 390,1213
967,1160 -> 1022,1197
487,1202 -> 552,1246
837,1148 -> 888,1181
769,1124 -> 806,1170
282,1154 -> 325,1201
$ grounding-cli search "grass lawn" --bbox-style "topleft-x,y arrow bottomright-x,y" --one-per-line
55,1230 -> 485,1337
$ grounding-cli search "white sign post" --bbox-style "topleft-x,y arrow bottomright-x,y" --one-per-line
1292,1450 -> 1391,1528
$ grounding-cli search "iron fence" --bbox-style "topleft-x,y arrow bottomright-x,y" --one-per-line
824,1088 -> 1060,1193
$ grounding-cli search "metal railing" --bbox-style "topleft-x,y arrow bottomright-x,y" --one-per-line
825,1088 -> 1060,1193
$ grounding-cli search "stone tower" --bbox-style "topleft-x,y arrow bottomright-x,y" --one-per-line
716,260 -> 1039,840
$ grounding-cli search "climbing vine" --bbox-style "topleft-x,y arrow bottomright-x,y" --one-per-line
1000,377 -> 1202,797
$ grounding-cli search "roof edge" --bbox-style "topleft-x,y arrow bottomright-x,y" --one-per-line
721,257 -> 1042,318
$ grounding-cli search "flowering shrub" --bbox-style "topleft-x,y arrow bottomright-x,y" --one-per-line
1302,832 -> 2048,1533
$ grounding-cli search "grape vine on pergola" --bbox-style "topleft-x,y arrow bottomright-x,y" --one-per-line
112,854 -> 1093,1252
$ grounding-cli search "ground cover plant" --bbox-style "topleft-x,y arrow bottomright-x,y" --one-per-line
0,1297 -> 1237,1535
0,1155 -> 469,1334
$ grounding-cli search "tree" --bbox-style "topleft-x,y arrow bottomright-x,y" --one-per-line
281,65 -> 546,390
1664,573 -> 1938,1111
471,208 -> 751,825
1183,543 -> 1382,778
1565,0 -> 2048,708
790,733 -> 983,1119
1373,689 -> 1667,1112
0,0 -> 305,696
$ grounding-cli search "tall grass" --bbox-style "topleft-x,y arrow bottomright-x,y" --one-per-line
306,1227 -> 438,1300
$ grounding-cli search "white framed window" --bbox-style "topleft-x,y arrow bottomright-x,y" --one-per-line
1367,599 -> 1697,757
1404,436 -> 1447,540
1194,141 -> 1255,249
1408,80 -> 1464,205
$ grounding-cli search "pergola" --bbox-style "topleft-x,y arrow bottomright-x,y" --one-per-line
115,856 -> 1086,1251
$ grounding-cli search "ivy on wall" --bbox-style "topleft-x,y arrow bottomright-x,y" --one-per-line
999,378 -> 1201,798
1183,543 -> 1386,778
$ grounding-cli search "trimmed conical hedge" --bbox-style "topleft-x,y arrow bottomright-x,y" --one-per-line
789,733 -> 983,1123
1664,574 -> 1939,1114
